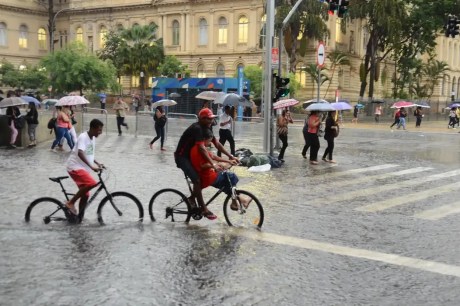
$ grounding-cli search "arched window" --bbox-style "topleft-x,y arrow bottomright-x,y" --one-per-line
218,17 -> 228,44
452,77 -> 457,97
199,18 -> 208,45
19,25 -> 28,49
259,15 -> 266,49
38,28 -> 47,49
441,76 -> 446,96
216,64 -> 225,77
76,27 -> 83,42
0,23 -> 7,46
238,16 -> 248,44
172,20 -> 180,45
197,64 -> 206,78
99,25 -> 107,48
116,24 -> 124,32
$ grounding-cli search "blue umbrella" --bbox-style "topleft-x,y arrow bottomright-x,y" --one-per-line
20,95 -> 40,107
356,103 -> 365,109
97,93 -> 107,98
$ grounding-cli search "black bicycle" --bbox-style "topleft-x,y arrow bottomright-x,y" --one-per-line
148,170 -> 264,228
25,169 -> 144,225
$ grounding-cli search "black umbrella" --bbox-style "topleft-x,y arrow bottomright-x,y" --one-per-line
371,99 -> 385,104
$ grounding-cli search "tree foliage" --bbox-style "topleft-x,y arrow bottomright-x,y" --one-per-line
41,42 -> 118,95
158,55 -> 190,77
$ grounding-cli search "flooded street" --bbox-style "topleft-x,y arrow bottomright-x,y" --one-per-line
1,120 -> 460,305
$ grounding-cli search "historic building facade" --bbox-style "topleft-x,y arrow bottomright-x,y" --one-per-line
0,0 -> 458,103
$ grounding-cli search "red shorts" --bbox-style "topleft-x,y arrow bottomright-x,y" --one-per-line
68,169 -> 97,197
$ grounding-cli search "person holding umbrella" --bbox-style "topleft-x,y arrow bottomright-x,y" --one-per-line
217,105 -> 235,158
302,110 -> 321,164
414,106 -> 423,128
6,105 -> 21,149
25,102 -> 39,147
322,111 -> 339,163
276,109 -> 293,162
149,105 -> 167,151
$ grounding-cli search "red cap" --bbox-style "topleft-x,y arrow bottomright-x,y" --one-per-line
199,108 -> 217,119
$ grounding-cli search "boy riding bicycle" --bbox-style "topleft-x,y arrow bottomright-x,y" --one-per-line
190,129 -> 252,219
65,119 -> 104,219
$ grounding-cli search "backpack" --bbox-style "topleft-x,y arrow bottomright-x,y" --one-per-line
47,117 -> 57,129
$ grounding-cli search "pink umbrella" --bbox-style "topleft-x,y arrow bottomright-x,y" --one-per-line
273,98 -> 299,110
56,95 -> 90,106
391,101 -> 415,109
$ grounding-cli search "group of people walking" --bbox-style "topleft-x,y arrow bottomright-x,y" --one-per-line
277,110 -> 339,165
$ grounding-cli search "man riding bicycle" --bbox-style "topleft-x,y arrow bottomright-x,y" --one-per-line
174,108 -> 239,220
65,119 -> 104,220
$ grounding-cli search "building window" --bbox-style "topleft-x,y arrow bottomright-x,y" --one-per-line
172,20 -> 180,45
335,19 -> 342,43
0,23 -> 7,46
238,16 -> 248,44
38,28 -> 47,49
295,63 -> 307,87
218,17 -> 228,44
99,25 -> 107,48
199,18 -> 208,46
76,27 -> 83,42
362,27 -> 369,50
116,24 -> 124,33
216,64 -> 225,77
349,30 -> 355,53
19,25 -> 28,49
197,64 -> 206,78
259,15 -> 266,49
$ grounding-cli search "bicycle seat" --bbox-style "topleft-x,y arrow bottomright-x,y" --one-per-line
49,176 -> 69,183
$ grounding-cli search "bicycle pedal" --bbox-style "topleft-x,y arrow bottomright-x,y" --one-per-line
192,214 -> 203,220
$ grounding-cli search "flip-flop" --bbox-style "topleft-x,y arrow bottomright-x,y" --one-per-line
203,211 -> 217,220
65,203 -> 77,215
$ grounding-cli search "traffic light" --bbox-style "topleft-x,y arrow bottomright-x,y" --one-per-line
338,0 -> 349,18
327,0 -> 340,15
445,16 -> 460,38
273,75 -> 290,102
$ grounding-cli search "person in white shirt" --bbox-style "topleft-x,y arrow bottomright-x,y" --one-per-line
65,119 -> 104,220
217,105 -> 235,157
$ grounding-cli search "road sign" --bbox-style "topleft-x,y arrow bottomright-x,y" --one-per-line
271,48 -> 279,66
316,42 -> 326,68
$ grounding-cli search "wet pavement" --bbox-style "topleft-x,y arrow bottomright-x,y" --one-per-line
1,118 -> 460,305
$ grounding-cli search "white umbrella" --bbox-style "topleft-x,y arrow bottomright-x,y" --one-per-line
273,99 -> 299,110
195,91 -> 222,101
305,103 -> 335,112
56,95 -> 90,106
151,99 -> 177,108
303,98 -> 329,104
213,93 -> 251,107
0,97 -> 28,108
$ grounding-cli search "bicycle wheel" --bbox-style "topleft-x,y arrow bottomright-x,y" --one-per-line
149,189 -> 191,223
24,197 -> 68,225
223,190 -> 264,228
97,191 -> 144,225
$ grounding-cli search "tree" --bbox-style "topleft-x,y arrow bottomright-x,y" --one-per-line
97,29 -> 129,85
240,65 -> 263,99
276,0 -> 330,73
423,60 -> 450,99
303,64 -> 330,98
324,50 -> 350,98
41,42 -> 119,95
158,55 -> 190,77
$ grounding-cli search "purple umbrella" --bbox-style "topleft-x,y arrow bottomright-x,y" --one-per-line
331,102 -> 352,111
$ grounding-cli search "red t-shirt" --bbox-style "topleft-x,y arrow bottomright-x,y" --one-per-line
190,142 -> 218,189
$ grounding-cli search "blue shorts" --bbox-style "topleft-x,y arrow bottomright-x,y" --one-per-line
212,172 -> 239,195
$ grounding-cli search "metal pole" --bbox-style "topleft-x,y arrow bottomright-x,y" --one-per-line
50,8 -> 71,53
263,0 -> 275,154
317,67 -> 321,102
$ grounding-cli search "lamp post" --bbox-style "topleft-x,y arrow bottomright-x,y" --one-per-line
140,71 -> 145,111
49,8 -> 71,53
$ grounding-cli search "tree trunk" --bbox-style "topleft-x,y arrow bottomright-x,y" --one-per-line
288,23 -> 300,74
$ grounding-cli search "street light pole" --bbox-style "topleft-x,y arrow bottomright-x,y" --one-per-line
50,8 -> 71,53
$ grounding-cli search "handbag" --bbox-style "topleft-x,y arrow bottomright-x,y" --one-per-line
14,117 -> 25,129
333,125 -> 340,138
277,125 -> 288,136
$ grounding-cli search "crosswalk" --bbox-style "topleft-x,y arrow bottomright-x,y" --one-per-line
310,163 -> 460,221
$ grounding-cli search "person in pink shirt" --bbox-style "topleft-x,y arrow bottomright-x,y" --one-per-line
301,111 -> 321,165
